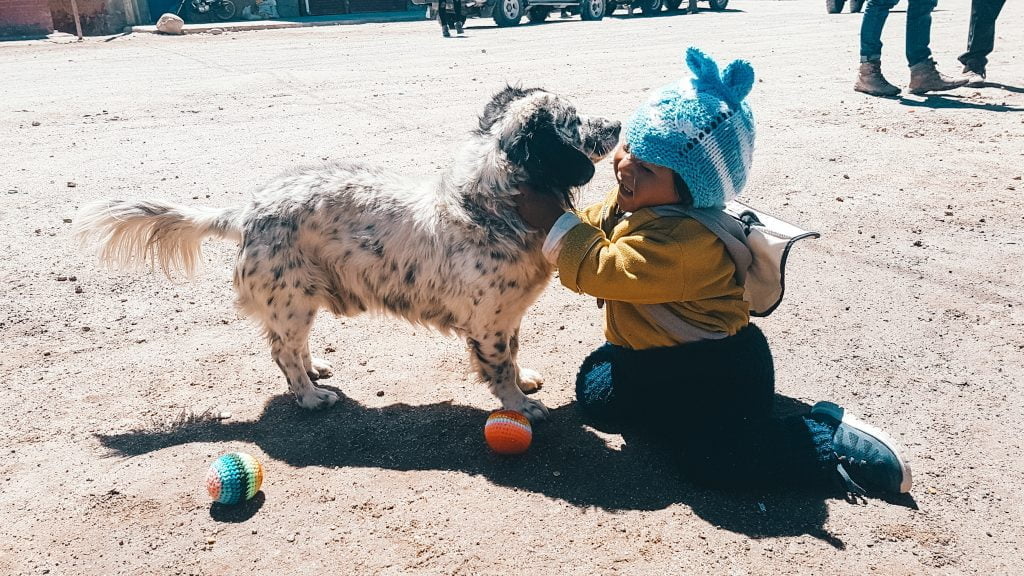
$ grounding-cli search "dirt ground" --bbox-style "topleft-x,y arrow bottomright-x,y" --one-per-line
2,1 -> 1023,574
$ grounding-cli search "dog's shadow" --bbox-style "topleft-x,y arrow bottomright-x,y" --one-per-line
98,393 -> 845,544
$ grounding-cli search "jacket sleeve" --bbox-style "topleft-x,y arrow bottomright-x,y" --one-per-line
555,218 -> 736,304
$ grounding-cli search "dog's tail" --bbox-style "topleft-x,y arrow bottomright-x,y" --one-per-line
74,199 -> 244,279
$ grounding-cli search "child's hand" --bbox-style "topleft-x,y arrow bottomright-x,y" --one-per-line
515,184 -> 568,232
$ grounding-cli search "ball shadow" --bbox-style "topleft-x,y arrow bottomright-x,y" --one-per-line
209,491 -> 265,522
98,391 -> 841,544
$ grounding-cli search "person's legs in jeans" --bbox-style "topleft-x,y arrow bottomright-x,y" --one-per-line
905,0 -> 937,67
958,0 -> 1006,73
453,0 -> 464,33
860,0 -> 898,62
903,0 -> 967,93
438,1 -> 451,36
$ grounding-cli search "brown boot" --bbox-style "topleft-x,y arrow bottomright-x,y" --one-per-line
908,58 -> 968,94
854,60 -> 901,97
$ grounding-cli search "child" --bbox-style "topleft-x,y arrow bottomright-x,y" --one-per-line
516,48 -> 912,497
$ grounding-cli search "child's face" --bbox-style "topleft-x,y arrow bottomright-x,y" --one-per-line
612,143 -> 681,213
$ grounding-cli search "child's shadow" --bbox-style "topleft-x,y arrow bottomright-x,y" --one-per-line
97,393 -> 842,546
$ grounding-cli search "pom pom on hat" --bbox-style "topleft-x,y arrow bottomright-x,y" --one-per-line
626,47 -> 757,208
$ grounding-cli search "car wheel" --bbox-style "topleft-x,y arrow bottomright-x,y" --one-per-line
636,0 -> 661,14
212,0 -> 235,20
663,0 -> 681,9
527,5 -> 551,21
849,0 -> 864,12
580,0 -> 605,20
825,0 -> 845,13
493,0 -> 525,25
707,0 -> 727,10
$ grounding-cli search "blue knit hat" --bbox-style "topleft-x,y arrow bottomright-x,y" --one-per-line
626,47 -> 756,209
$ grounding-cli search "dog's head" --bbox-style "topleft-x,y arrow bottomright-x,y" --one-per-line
478,86 -> 621,208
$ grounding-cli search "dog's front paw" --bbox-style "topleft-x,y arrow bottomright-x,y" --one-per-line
506,396 -> 549,423
295,386 -> 339,410
308,357 -> 334,381
517,368 -> 544,394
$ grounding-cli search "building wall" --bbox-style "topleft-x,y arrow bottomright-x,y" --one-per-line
48,0 -> 127,34
0,0 -> 54,37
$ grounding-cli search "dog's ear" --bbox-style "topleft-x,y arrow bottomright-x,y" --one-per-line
507,112 -> 595,192
479,85 -> 540,133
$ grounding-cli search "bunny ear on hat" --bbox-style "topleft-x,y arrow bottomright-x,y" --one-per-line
685,47 -> 754,109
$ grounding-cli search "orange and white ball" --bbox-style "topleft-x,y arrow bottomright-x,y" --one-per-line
484,410 -> 532,455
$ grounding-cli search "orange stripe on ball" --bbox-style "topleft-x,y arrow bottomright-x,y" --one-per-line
484,410 -> 532,455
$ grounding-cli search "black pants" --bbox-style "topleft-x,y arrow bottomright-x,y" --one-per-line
575,325 -> 836,490
958,0 -> 1005,73
438,0 -> 464,29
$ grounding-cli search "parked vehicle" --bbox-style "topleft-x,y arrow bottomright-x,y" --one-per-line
417,0 -> 606,27
605,0 -> 730,16
175,0 -> 237,21
416,0 -> 731,28
825,0 -> 864,13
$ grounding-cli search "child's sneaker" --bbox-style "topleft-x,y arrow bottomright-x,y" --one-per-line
810,401 -> 913,496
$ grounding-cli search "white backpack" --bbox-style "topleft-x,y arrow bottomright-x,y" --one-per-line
650,201 -> 819,317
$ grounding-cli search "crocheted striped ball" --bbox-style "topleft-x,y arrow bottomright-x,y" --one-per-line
484,410 -> 532,455
205,452 -> 264,505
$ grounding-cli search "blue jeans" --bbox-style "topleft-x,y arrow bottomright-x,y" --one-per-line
860,0 -> 938,67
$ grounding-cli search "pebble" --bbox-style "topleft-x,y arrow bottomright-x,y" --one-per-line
67,182 -> 77,188
31,121 -> 40,126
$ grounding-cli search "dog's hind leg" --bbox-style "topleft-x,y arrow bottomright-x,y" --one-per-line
468,331 -> 548,422
262,305 -> 339,410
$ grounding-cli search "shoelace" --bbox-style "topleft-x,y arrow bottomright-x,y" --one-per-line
834,455 -> 868,503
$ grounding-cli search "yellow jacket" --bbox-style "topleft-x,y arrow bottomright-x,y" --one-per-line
556,188 -> 749,350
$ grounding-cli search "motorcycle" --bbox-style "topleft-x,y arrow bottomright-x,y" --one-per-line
175,0 -> 237,22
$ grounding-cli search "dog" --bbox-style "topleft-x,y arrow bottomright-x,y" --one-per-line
75,86 -> 621,421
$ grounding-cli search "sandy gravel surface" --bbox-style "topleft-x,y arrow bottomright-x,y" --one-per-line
2,1 -> 1022,574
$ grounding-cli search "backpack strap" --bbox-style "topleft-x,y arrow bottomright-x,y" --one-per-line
648,205 -> 753,287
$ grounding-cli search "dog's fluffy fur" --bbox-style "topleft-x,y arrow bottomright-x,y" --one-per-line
75,86 -> 621,421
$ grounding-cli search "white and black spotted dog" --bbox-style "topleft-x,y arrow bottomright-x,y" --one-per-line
75,86 -> 621,422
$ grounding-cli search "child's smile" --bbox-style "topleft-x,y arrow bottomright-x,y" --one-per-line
613,143 -> 682,213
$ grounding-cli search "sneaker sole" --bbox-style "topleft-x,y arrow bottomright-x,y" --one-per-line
812,401 -> 913,493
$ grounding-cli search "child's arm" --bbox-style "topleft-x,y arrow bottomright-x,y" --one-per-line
555,219 -> 730,303
517,186 -> 731,304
